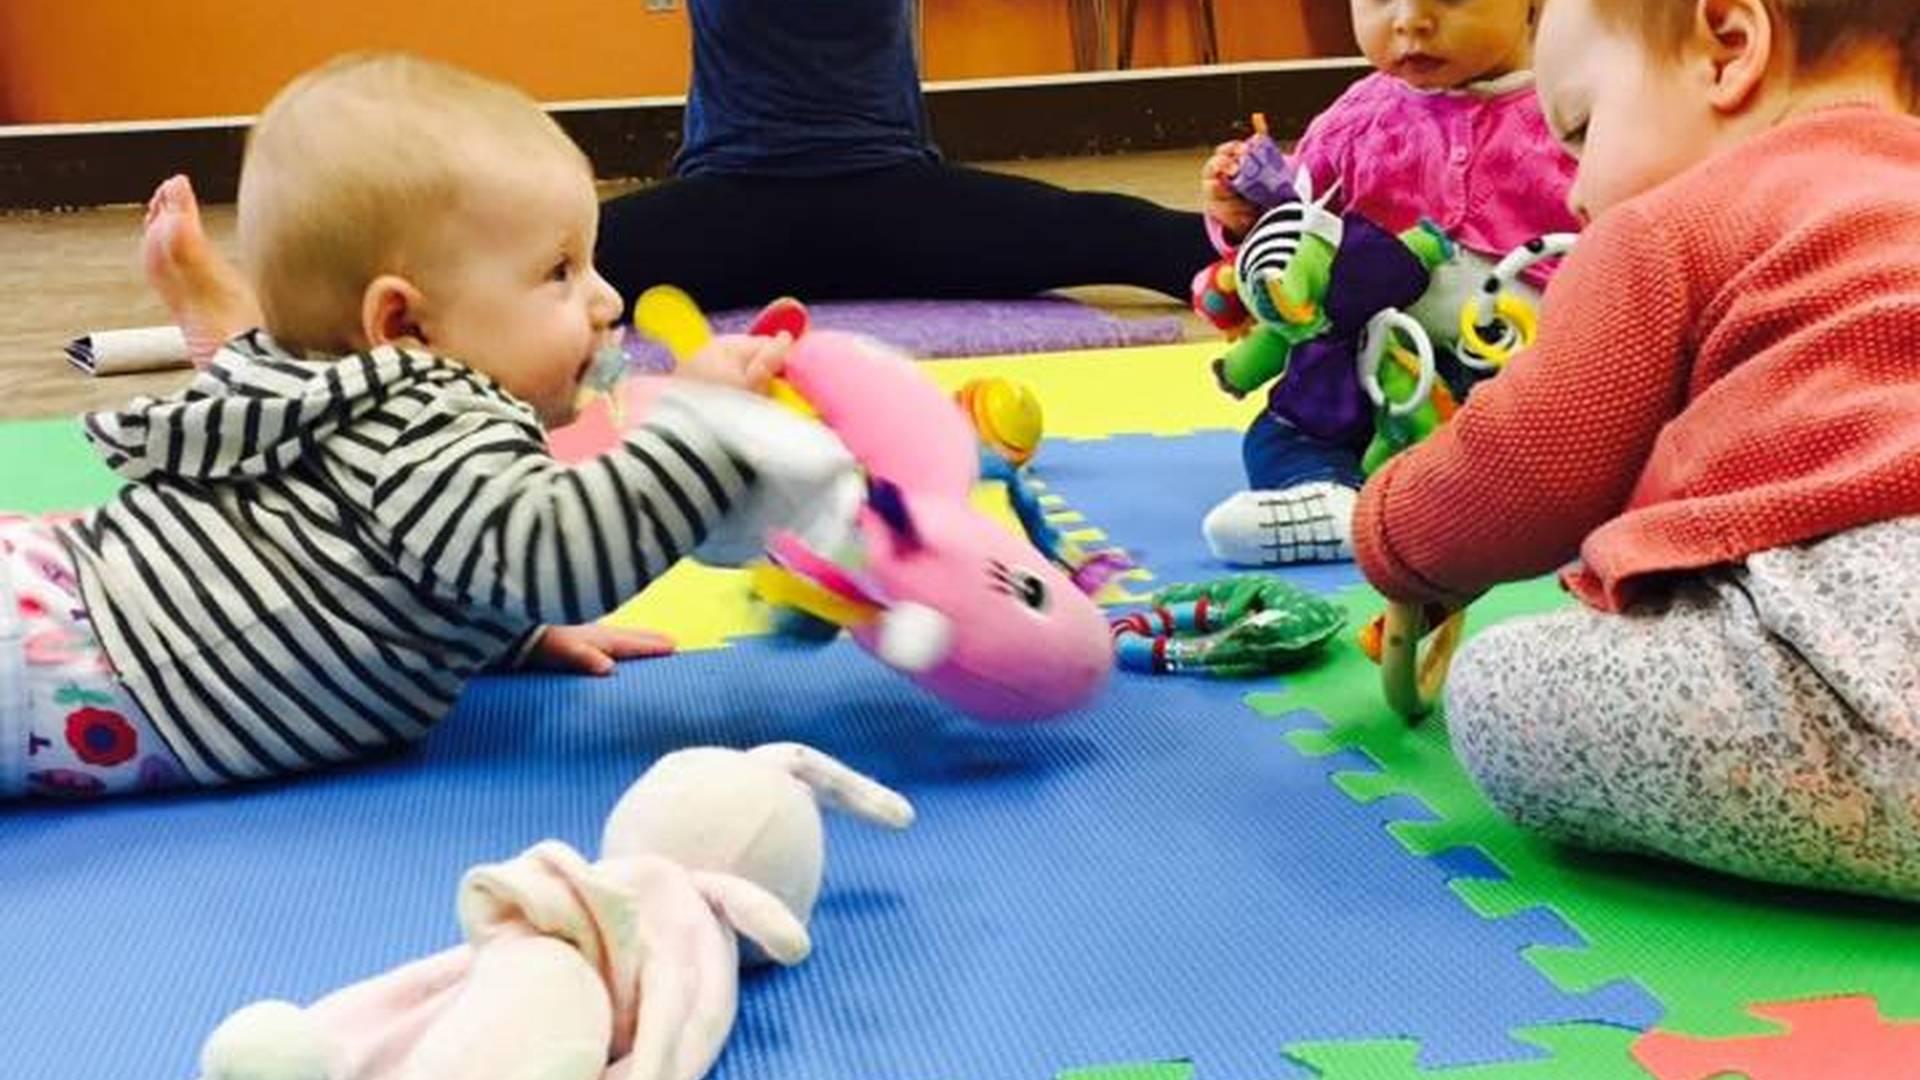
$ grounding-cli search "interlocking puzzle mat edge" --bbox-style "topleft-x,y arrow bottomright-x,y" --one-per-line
1238,576 -> 1920,1075
1023,424 -> 1920,1078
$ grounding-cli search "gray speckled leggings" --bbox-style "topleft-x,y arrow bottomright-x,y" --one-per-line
1447,516 -> 1920,900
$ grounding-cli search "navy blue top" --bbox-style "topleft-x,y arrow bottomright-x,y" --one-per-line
675,0 -> 940,178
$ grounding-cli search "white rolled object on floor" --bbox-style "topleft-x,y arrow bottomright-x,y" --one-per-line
65,325 -> 191,376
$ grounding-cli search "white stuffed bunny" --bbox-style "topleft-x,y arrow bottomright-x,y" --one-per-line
600,742 -> 913,960
196,744 -> 912,1080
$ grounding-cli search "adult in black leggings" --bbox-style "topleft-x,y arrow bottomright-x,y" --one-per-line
595,0 -> 1216,312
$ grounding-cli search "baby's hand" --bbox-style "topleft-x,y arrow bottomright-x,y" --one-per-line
652,381 -> 862,568
1202,140 -> 1259,239
1203,139 -> 1247,195
679,333 -> 791,394
523,624 -> 676,676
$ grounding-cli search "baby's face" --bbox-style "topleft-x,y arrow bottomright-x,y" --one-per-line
1535,0 -> 1717,222
417,157 -> 624,428
1350,0 -> 1535,90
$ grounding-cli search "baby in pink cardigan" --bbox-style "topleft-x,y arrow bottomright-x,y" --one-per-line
1199,0 -> 1580,568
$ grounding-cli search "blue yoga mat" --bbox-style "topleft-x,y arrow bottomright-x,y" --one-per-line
1,433 -> 1654,1080
1041,432 -> 1365,598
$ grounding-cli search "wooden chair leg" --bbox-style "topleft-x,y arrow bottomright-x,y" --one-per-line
1116,0 -> 1214,69
1195,0 -> 1219,64
1092,0 -> 1114,69
1069,0 -> 1099,72
912,0 -> 927,77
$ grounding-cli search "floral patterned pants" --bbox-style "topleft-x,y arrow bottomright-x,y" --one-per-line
1,515 -> 187,799
1447,516 -> 1920,901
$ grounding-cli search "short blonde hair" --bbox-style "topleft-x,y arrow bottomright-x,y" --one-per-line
1592,0 -> 1917,91
237,53 -> 589,353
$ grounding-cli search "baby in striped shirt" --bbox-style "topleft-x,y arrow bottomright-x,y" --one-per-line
0,53 -> 858,800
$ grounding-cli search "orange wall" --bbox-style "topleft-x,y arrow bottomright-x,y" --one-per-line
1101,0 -> 1357,70
0,0 -> 1357,125
0,0 -> 693,123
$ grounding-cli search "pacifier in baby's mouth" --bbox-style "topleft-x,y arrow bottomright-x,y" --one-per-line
576,338 -> 632,424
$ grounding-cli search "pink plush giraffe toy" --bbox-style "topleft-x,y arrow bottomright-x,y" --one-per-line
638,289 -> 1117,723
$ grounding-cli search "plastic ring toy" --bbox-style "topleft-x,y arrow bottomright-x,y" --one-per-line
1456,232 -> 1578,370
1457,292 -> 1537,370
1358,308 -> 1437,418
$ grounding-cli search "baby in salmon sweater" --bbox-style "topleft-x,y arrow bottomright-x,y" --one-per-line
1357,0 -> 1920,899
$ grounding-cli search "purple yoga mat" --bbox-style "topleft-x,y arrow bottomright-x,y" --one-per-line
623,296 -> 1185,371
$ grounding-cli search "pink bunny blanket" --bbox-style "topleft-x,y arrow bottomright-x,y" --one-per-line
196,744 -> 914,1080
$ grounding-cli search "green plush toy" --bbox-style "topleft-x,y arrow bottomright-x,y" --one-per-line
1209,205 -> 1461,403
1110,576 -> 1348,678
1358,309 -> 1455,476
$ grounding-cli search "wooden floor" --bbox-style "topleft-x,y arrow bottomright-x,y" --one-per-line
0,150 -> 1208,422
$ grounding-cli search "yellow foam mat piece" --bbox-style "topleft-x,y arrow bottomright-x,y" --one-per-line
603,472 -> 1032,648
602,559 -> 768,651
604,341 -> 1249,649
920,342 -> 1260,440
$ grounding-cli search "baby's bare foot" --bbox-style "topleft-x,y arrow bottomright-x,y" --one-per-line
141,175 -> 262,367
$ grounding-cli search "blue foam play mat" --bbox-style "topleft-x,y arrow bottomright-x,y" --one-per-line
0,429 -> 1657,1080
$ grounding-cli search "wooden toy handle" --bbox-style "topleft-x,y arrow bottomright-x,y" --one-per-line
1380,600 -> 1466,721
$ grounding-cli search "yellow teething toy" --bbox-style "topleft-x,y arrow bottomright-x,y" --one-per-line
956,377 -> 1044,467
1457,293 -> 1538,369
634,286 -> 818,418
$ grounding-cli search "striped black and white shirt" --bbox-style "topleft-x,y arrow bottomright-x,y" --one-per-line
65,332 -> 754,786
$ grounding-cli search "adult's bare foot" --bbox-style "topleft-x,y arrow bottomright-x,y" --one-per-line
141,175 -> 262,367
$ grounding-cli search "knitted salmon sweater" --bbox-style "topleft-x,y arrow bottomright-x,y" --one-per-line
1354,105 -> 1920,612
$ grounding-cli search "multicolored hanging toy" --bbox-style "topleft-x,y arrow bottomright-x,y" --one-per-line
1353,232 -> 1578,720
